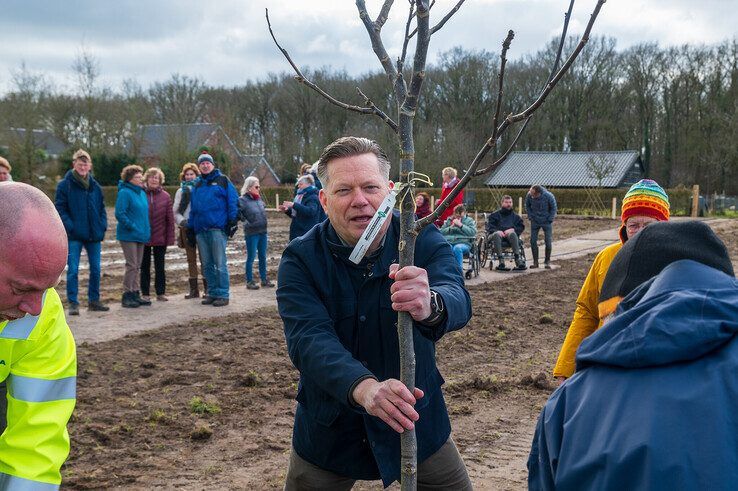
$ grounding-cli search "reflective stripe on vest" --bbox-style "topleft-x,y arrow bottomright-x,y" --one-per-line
0,314 -> 39,340
7,374 -> 76,403
0,472 -> 59,490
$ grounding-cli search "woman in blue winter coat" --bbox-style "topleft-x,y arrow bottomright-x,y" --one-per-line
115,165 -> 151,308
238,176 -> 274,290
279,174 -> 323,241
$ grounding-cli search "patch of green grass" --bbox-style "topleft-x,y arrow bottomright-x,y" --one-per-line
189,396 -> 221,415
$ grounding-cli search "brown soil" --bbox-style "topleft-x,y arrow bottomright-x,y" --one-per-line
63,219 -> 737,490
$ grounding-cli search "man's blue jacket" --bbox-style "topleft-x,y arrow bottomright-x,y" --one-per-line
188,169 -> 239,234
525,187 -> 557,225
528,260 -> 738,491
277,214 -> 472,486
54,170 -> 107,242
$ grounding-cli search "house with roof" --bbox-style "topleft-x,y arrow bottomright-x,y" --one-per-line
4,128 -> 68,159
485,150 -> 644,188
130,123 -> 280,186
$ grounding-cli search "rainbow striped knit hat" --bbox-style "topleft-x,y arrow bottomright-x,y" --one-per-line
621,179 -> 670,224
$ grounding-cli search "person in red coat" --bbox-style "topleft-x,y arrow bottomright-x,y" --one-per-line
141,167 -> 175,301
434,167 -> 464,227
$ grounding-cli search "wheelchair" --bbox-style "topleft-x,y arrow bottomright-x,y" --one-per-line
461,239 -> 482,280
478,230 -> 526,271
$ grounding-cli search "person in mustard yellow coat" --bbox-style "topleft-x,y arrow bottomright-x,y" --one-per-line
553,179 -> 670,382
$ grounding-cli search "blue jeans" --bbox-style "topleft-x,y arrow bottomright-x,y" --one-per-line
452,243 -> 471,270
67,240 -> 102,304
530,222 -> 553,261
196,229 -> 229,299
245,233 -> 268,283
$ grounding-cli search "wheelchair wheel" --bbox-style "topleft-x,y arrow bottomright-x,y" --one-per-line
472,247 -> 480,277
477,236 -> 487,268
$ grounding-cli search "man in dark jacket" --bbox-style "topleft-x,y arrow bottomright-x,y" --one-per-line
277,136 -> 473,489
486,194 -> 525,271
188,152 -> 239,307
54,149 -> 108,315
528,221 -> 737,491
525,184 -> 557,269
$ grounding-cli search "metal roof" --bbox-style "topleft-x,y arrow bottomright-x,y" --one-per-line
484,151 -> 642,188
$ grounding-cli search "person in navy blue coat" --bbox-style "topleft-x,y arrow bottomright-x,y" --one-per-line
528,221 -> 737,491
54,149 -> 108,315
280,173 -> 323,241
278,137 -> 473,489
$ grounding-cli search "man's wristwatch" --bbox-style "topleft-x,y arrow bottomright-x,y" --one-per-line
421,289 -> 446,326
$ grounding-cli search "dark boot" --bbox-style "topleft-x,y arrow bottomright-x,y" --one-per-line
544,247 -> 552,269
513,254 -> 527,271
133,291 -> 151,306
88,300 -> 110,312
122,292 -> 140,308
212,298 -> 229,307
185,278 -> 200,299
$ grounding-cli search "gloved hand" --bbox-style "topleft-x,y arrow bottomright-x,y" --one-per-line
226,220 -> 239,239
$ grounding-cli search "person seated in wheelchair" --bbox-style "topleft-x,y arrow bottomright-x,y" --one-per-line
440,204 -> 477,271
486,195 -> 526,271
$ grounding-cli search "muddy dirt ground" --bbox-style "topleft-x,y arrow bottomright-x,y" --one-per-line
63,218 -> 737,490
59,209 -> 617,305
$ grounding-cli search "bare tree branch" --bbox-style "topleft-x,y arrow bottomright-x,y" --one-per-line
491,30 -> 515,142
408,0 -> 462,39
398,0 -> 416,72
356,0 -> 405,100
506,0 -> 605,125
403,0 -> 430,119
356,87 -> 399,132
416,0 -> 606,230
266,8 -> 398,133
429,0 -> 466,35
375,0 -> 395,28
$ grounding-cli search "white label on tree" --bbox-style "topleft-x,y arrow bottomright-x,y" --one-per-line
349,189 -> 398,264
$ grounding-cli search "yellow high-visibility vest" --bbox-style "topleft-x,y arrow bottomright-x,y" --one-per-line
0,288 -> 77,490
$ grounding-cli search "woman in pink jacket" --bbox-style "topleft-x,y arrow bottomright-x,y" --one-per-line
141,167 -> 175,301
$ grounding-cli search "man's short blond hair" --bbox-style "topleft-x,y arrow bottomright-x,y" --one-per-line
442,167 -> 457,178
0,157 -> 10,172
73,149 -> 91,162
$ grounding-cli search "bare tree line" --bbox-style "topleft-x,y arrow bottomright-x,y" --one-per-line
0,37 -> 736,193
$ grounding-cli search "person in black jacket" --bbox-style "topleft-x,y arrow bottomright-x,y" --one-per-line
238,176 -> 274,290
54,149 -> 109,315
486,195 -> 526,271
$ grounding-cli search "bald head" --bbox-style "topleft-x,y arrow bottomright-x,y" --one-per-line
0,182 -> 68,320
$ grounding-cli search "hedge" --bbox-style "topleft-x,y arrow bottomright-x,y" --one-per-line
94,185 -> 693,216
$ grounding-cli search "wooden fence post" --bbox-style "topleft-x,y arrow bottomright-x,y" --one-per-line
611,197 -> 617,219
431,195 -> 435,211
276,193 -> 280,210
518,196 -> 523,216
691,185 -> 699,217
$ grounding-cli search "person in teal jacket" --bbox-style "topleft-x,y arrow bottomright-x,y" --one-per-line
439,204 -> 477,271
115,165 -> 151,308
0,183 -> 77,489
528,222 -> 737,491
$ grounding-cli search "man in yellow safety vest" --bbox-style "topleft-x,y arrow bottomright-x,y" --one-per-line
0,182 -> 77,489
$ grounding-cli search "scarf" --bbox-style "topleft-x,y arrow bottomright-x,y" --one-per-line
72,170 -> 90,190
178,180 -> 195,215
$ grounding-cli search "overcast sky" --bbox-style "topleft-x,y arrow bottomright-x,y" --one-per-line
1,0 -> 735,95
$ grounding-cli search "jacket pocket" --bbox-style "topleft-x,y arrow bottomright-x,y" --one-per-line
296,385 -> 342,427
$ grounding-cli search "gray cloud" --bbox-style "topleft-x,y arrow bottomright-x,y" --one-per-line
0,0 -> 735,95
